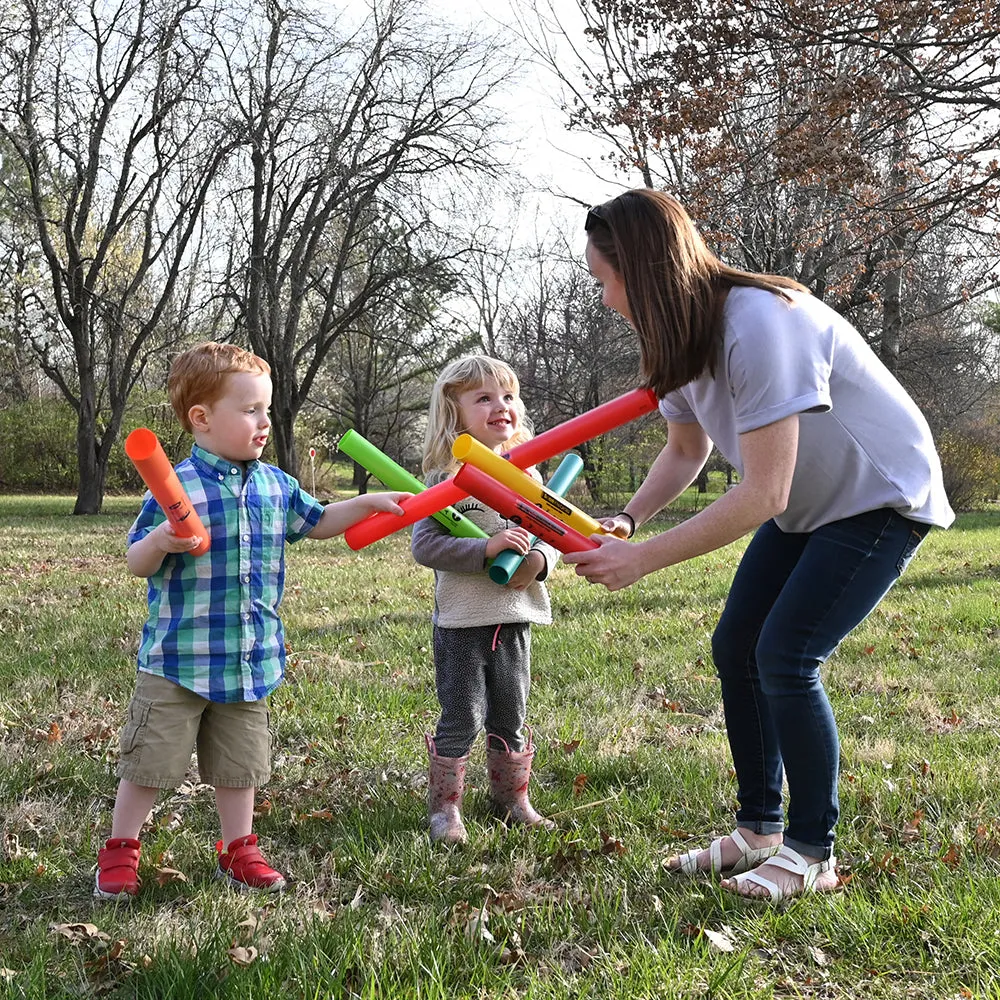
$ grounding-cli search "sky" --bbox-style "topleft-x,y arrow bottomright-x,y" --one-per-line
344,0 -> 638,243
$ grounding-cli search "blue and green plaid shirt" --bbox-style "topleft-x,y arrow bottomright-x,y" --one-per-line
127,445 -> 325,703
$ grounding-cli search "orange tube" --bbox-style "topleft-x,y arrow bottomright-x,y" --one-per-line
125,428 -> 210,556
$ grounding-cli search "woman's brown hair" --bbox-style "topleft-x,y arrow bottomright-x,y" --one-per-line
586,189 -> 808,397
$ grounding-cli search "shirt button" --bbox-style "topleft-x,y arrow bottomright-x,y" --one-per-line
217,474 -> 224,480
245,653 -> 251,661
244,575 -> 250,583
243,534 -> 250,541
243,612 -> 251,620
231,467 -> 239,474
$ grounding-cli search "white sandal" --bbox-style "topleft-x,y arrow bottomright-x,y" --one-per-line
723,845 -> 837,901
670,828 -> 782,876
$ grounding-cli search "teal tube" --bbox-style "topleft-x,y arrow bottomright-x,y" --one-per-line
337,429 -> 488,540
488,452 -> 585,585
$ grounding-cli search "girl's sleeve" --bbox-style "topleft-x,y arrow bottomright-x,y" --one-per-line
527,538 -> 559,581
410,511 -> 490,573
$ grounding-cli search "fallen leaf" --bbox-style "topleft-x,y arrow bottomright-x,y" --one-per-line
0,970 -> 17,983
49,923 -> 111,944
901,809 -> 924,842
228,946 -> 257,966
561,739 -> 582,754
154,867 -> 188,887
298,809 -> 334,821
702,927 -> 736,952
807,944 -> 830,966
572,774 -> 588,797
941,844 -> 961,868
599,830 -> 627,856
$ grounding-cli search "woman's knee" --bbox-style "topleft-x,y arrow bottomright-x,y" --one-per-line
754,634 -> 821,697
711,621 -> 750,678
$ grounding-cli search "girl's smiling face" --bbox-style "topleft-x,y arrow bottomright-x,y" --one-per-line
456,375 -> 521,452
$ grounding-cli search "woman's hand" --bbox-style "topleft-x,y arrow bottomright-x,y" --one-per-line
562,534 -> 647,591
598,514 -> 633,540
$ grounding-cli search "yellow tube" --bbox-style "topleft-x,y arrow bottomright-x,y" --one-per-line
452,434 -> 606,538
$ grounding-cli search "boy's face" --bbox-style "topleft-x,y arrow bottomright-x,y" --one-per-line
190,371 -> 272,464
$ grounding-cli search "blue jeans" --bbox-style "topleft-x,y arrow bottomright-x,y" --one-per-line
711,508 -> 930,860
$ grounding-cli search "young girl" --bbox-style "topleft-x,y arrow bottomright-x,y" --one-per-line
411,355 -> 557,844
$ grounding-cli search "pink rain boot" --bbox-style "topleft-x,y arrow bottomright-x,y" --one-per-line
486,730 -> 555,830
426,734 -> 469,845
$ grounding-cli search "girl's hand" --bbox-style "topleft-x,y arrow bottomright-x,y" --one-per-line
486,525 -> 532,560
562,534 -> 646,591
151,521 -> 203,554
506,549 -> 544,590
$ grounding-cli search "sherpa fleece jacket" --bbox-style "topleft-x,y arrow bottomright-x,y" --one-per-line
410,470 -> 557,629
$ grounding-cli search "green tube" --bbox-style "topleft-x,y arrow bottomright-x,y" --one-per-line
337,429 -> 488,540
488,452 -> 585,585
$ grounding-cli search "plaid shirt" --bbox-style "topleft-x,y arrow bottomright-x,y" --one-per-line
127,445 -> 324,703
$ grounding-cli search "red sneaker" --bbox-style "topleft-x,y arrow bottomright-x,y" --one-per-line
215,834 -> 286,892
95,837 -> 141,900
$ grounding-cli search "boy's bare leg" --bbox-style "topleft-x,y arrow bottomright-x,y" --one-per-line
110,779 -> 159,839
215,785 -> 255,847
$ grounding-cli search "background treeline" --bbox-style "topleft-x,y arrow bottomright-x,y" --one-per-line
1,0 -> 999,511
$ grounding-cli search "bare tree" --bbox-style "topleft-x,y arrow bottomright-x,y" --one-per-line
519,0 -> 1000,396
216,0 -> 513,476
0,0 -> 234,512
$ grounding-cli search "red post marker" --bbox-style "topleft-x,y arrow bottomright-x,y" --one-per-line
125,428 -> 210,556
344,387 -> 657,550
453,463 -> 599,555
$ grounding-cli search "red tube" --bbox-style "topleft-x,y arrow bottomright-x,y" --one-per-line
345,387 -> 657,550
125,428 -> 210,557
453,464 -> 599,554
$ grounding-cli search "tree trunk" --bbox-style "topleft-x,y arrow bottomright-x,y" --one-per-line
73,396 -> 104,514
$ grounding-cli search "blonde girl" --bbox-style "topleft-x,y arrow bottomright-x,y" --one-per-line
412,355 -> 557,844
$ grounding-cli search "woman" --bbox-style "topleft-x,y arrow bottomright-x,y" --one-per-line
564,189 -> 953,901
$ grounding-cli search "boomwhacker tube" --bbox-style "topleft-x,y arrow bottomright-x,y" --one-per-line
452,434 -> 605,539
453,463 -> 600,555
124,428 -> 210,556
489,452 -> 584,585
344,387 -> 657,550
337,429 -> 487,540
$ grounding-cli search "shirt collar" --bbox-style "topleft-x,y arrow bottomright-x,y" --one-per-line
190,444 -> 258,481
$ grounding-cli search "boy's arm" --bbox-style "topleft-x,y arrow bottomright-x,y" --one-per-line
126,522 -> 202,577
308,491 -> 408,541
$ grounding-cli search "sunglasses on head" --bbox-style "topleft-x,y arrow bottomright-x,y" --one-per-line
584,206 -> 607,232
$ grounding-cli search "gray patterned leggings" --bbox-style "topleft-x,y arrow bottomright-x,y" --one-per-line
432,622 -> 531,758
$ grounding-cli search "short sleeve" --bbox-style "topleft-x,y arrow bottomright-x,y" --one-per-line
725,292 -> 833,435
126,493 -> 164,548
658,392 -> 697,423
285,478 -> 325,542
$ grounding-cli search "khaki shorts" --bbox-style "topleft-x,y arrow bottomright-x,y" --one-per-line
116,671 -> 272,789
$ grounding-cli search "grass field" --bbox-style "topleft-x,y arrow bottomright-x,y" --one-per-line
1,490 -> 1000,999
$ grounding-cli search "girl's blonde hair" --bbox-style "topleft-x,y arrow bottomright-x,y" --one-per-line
422,355 -> 532,475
